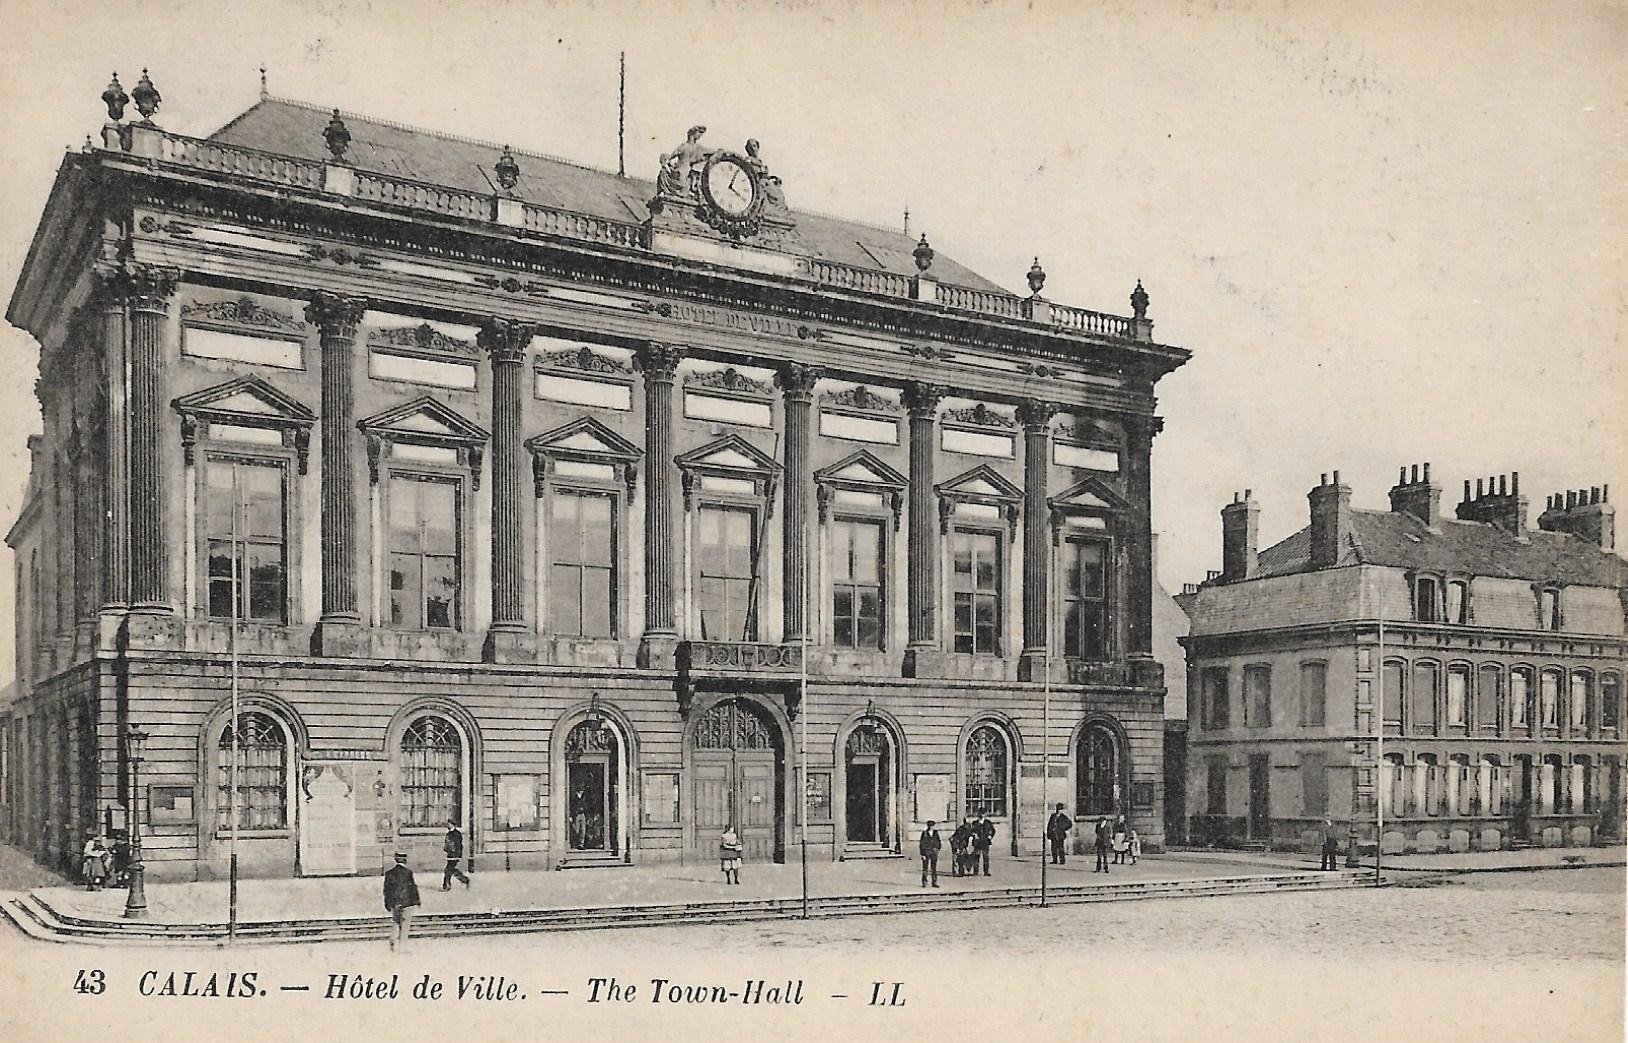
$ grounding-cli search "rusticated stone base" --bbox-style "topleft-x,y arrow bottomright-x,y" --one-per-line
483,627 -> 538,664
310,620 -> 370,658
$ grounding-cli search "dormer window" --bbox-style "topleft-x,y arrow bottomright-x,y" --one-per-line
1445,580 -> 1469,625
1537,587 -> 1562,631
1413,575 -> 1440,623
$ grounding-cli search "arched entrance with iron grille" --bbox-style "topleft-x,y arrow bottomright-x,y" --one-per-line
685,695 -> 788,864
834,710 -> 905,856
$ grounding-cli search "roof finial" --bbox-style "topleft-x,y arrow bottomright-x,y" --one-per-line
1130,278 -> 1150,320
1027,257 -> 1046,296
323,108 -> 351,163
494,145 -> 520,193
131,68 -> 161,124
259,64 -> 268,100
912,233 -> 934,272
902,205 -> 910,237
101,72 -> 129,122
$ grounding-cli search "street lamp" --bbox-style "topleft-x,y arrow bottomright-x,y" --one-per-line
123,723 -> 150,919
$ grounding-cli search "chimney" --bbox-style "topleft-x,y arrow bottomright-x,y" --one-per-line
1455,470 -> 1529,537
1220,489 -> 1260,583
1388,462 -> 1441,527
1308,471 -> 1352,569
1538,483 -> 1615,552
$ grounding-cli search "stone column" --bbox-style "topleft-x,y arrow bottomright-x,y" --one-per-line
126,266 -> 178,618
902,382 -> 943,675
306,292 -> 369,657
480,317 -> 537,663
1017,399 -> 1057,681
776,363 -> 822,644
1123,412 -> 1160,683
94,269 -> 131,625
634,342 -> 685,667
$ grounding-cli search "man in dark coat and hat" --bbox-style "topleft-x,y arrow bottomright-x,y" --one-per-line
1046,803 -> 1073,866
918,821 -> 942,888
383,851 -> 421,952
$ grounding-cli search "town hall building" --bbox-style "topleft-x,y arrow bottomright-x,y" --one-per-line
1,72 -> 1188,880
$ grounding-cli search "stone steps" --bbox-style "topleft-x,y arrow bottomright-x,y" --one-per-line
2,870 -> 1377,947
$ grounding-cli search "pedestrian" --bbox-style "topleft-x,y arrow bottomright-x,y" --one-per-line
1320,818 -> 1340,872
972,812 -> 995,877
919,820 -> 942,887
81,832 -> 109,892
383,851 -> 421,953
110,830 -> 132,886
1128,828 -> 1142,865
1112,815 -> 1129,864
1093,816 -> 1111,873
719,825 -> 743,885
950,817 -> 972,877
1046,803 -> 1072,866
442,820 -> 471,891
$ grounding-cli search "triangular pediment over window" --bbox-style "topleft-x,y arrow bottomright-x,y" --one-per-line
674,433 -> 781,476
1049,475 -> 1130,516
172,376 -> 315,472
936,463 -> 1022,504
813,449 -> 906,490
358,396 -> 489,446
527,416 -> 642,494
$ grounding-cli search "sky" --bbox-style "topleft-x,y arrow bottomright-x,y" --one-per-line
0,0 -> 1622,682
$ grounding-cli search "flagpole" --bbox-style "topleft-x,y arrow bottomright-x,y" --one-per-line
228,490 -> 242,943
798,508 -> 809,919
1040,536 -> 1053,907
1375,603 -> 1384,887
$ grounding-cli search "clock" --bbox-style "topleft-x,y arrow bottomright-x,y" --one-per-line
702,153 -> 760,218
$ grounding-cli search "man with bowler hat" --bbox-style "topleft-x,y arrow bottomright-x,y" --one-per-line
918,820 -> 942,887
383,851 -> 421,952
1046,803 -> 1073,865
442,819 -> 471,890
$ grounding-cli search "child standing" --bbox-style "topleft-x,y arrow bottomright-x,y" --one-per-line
719,826 -> 743,885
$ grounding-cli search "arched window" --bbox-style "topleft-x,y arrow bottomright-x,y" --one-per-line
217,711 -> 289,831
401,715 -> 463,828
1381,660 -> 1404,735
1511,667 -> 1533,730
1411,662 -> 1439,734
1446,665 -> 1469,730
1539,670 -> 1562,731
1076,724 -> 1118,818
1570,671 -> 1591,733
1602,674 -> 1622,733
1476,665 -> 1502,734
964,724 -> 1009,818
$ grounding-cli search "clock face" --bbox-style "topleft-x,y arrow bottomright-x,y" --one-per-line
705,157 -> 757,216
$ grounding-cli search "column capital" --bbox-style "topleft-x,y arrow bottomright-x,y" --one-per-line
633,341 -> 685,380
775,361 -> 824,399
1016,399 -> 1060,433
125,265 -> 180,315
901,381 -> 945,418
303,291 -> 369,337
477,317 -> 537,365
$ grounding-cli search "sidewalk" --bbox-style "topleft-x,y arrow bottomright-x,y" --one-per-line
1379,844 -> 1626,873
35,853 -> 1284,927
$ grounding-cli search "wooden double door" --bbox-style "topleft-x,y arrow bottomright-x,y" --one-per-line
691,699 -> 784,863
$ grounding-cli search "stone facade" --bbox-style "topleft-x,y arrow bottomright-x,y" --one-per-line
0,87 -> 1188,879
1179,468 -> 1628,855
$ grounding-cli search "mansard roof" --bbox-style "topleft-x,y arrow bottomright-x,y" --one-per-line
208,98 -> 1007,294
1254,509 -> 1627,588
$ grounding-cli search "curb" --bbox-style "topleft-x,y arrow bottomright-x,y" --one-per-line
1379,859 -> 1627,875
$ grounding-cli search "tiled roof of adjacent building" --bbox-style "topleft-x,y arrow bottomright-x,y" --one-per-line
1253,509 -> 1627,588
208,98 -> 1008,293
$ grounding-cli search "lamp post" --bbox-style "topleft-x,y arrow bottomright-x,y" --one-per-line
123,723 -> 150,919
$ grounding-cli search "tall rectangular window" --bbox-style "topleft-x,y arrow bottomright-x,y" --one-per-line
1300,751 -> 1329,816
1243,665 -> 1272,729
388,476 -> 460,630
830,518 -> 884,650
1511,669 -> 1531,729
1206,757 -> 1228,815
951,529 -> 1002,655
206,458 -> 287,622
1445,581 -> 1468,624
1539,589 -> 1561,630
697,505 -> 758,641
1477,665 -> 1502,733
1411,662 -> 1439,733
549,490 -> 616,638
1446,667 -> 1469,728
1299,662 -> 1327,728
1061,538 -> 1109,660
1540,670 -> 1561,730
1570,672 -> 1591,732
1202,668 -> 1230,730
1602,675 -> 1622,732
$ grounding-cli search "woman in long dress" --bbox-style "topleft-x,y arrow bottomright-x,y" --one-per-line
82,834 -> 109,891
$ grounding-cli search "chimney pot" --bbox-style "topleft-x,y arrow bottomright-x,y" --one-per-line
1333,469 -> 1341,485
1604,484 -> 1610,502
1567,491 -> 1577,509
1476,479 -> 1484,498
1320,473 -> 1329,486
1498,475 -> 1507,496
1592,486 -> 1601,504
1423,462 -> 1432,482
1245,488 -> 1253,499
1399,467 -> 1408,484
1463,480 -> 1472,503
1409,464 -> 1419,484
1512,471 -> 1520,495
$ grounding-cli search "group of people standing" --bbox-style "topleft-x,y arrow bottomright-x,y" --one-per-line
1044,806 -> 1140,873
79,830 -> 132,891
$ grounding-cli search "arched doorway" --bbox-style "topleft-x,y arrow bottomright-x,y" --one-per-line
840,719 -> 901,854
689,697 -> 786,863
1076,722 -> 1121,820
563,719 -> 623,859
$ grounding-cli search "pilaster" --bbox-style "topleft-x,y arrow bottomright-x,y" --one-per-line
634,342 -> 685,667
93,268 -> 131,645
480,317 -> 537,663
306,292 -> 370,657
776,362 -> 822,643
1124,411 -> 1159,664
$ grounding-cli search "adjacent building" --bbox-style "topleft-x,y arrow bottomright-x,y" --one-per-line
1179,466 -> 1627,854
1,74 -> 1188,879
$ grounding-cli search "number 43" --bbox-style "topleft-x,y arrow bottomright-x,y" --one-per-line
73,969 -> 106,995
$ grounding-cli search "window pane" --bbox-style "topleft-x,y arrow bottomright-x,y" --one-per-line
831,521 -> 852,580
1477,667 -> 1502,731
856,613 -> 881,650
1511,671 -> 1530,726
580,496 -> 614,566
1446,582 -> 1466,625
1301,662 -> 1326,727
952,594 -> 973,653
1540,672 -> 1560,727
1382,662 -> 1404,731
550,494 -> 580,564
851,523 -> 880,583
583,566 -> 613,637
1571,673 -> 1590,730
1603,677 -> 1621,730
389,479 -> 419,549
1412,663 -> 1439,731
1447,670 -> 1468,726
247,545 -> 284,621
424,554 -> 457,628
421,482 -> 457,553
1063,602 -> 1081,658
549,563 -> 581,636
1074,541 -> 1105,599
